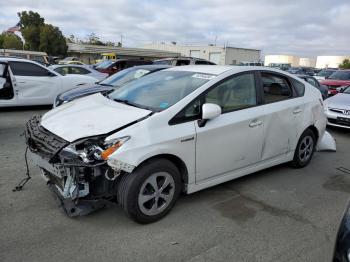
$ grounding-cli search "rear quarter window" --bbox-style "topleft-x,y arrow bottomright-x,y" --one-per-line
291,79 -> 305,97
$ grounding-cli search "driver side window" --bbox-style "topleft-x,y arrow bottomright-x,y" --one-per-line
169,73 -> 257,125
205,73 -> 257,113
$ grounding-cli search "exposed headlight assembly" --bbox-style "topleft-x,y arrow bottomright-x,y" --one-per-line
101,136 -> 130,160
60,136 -> 130,164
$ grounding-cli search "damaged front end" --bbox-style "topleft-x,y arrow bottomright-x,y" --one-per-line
25,115 -> 131,216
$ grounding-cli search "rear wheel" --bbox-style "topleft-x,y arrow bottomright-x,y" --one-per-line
117,159 -> 182,224
291,129 -> 316,168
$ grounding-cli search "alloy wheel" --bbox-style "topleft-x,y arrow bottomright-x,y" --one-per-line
138,172 -> 175,216
298,135 -> 314,163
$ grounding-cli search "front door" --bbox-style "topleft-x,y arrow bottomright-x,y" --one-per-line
195,72 -> 264,183
8,61 -> 60,106
0,62 -> 17,106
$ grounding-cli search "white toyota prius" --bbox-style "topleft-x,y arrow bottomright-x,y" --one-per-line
25,65 -> 336,223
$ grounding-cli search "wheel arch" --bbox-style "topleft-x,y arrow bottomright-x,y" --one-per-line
133,153 -> 189,190
306,125 -> 319,142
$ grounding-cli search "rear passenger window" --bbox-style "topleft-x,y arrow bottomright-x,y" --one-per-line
292,79 -> 305,96
261,73 -> 292,103
9,61 -> 50,77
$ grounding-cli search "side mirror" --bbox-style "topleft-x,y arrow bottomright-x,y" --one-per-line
198,103 -> 221,127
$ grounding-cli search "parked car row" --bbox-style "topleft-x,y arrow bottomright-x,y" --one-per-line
22,64 -> 336,224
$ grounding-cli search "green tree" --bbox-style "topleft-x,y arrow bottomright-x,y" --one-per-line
85,32 -> 105,45
39,24 -> 67,56
18,11 -> 44,50
0,34 -> 4,48
17,10 -> 67,56
339,59 -> 350,69
0,32 -> 23,49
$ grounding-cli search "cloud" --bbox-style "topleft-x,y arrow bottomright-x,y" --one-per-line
0,0 -> 349,57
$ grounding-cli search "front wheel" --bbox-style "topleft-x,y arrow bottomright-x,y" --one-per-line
291,129 -> 316,168
117,159 -> 182,224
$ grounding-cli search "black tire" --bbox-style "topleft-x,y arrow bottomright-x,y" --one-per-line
291,129 -> 316,168
117,158 -> 182,224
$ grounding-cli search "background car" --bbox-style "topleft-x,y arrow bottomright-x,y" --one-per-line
0,57 -> 97,107
297,74 -> 328,99
320,70 -> 350,96
287,67 -> 316,76
268,63 -> 292,71
333,200 -> 350,262
324,85 -> 350,128
314,68 -> 337,81
26,65 -> 334,223
153,56 -> 216,66
95,59 -> 153,76
49,64 -> 108,81
58,56 -> 82,64
54,64 -> 170,107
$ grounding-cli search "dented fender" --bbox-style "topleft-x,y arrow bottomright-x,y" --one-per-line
316,131 -> 336,152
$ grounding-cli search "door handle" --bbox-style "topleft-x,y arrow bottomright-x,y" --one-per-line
249,120 -> 262,128
18,81 -> 26,84
293,109 -> 302,114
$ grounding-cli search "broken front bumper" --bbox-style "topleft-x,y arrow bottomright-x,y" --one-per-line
29,150 -> 108,216
25,116 -> 118,216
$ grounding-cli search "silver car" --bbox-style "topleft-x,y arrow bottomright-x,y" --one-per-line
49,64 -> 108,81
324,85 -> 350,128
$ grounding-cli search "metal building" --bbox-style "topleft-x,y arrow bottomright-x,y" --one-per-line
142,43 -> 261,65
67,43 -> 181,64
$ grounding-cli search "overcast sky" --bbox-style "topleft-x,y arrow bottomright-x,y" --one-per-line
0,0 -> 349,57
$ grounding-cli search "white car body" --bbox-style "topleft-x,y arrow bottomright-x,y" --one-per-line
25,65 -> 336,221
48,64 -> 108,81
0,58 -> 98,107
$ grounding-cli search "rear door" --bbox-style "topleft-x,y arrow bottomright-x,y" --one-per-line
257,71 -> 305,160
9,61 -> 61,106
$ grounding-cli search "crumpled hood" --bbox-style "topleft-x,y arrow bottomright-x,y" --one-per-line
326,93 -> 350,110
41,93 -> 152,142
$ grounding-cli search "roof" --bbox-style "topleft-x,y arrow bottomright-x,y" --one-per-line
165,65 -> 291,76
131,64 -> 172,70
154,57 -> 210,61
0,49 -> 48,56
67,43 -> 181,58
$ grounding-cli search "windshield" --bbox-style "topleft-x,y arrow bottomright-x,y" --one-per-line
108,70 -> 214,111
153,60 -> 172,65
317,70 -> 335,77
96,60 -> 113,69
329,71 -> 350,80
343,86 -> 350,94
100,67 -> 151,87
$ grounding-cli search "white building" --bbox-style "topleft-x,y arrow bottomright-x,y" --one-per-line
264,55 -> 316,68
316,56 -> 350,69
142,43 -> 261,65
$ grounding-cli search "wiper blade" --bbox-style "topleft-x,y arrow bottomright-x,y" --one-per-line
99,83 -> 113,87
111,98 -> 155,111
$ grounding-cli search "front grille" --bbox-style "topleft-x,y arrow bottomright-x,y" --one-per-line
328,117 -> 350,127
330,108 -> 345,114
25,115 -> 68,161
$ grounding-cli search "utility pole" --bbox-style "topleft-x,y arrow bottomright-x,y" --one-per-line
120,34 -> 123,47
